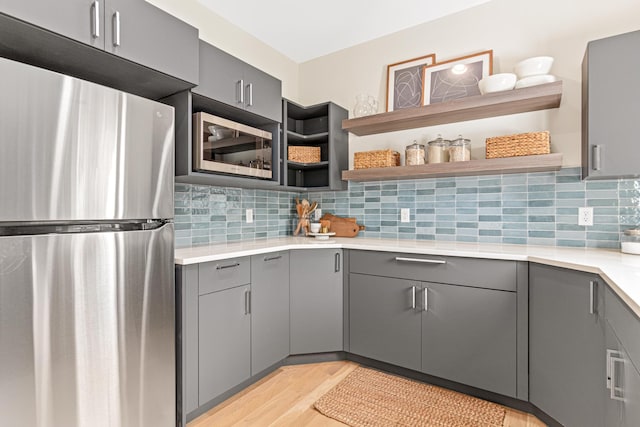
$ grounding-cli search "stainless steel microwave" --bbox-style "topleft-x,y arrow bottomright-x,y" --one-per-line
193,112 -> 273,179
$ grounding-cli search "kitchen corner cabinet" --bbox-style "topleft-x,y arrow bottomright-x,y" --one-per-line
0,0 -> 199,86
582,29 -> 640,179
529,263 -> 605,427
194,40 -> 282,123
289,249 -> 344,354
604,286 -> 640,426
282,100 -> 348,191
348,250 -> 520,398
250,252 -> 290,375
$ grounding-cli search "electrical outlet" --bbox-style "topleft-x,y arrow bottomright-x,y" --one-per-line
314,208 -> 322,221
578,207 -> 593,226
246,208 -> 253,224
400,208 -> 410,223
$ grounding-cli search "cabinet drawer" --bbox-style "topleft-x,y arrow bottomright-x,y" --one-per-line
198,256 -> 251,295
349,250 -> 516,291
605,285 -> 640,370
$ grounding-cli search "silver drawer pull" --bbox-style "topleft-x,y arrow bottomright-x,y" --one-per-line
424,287 -> 429,312
216,262 -> 240,270
395,257 -> 446,265
264,255 -> 282,262
411,286 -> 416,309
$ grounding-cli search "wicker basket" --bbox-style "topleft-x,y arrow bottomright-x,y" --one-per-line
288,146 -> 321,163
485,131 -> 550,159
354,149 -> 401,169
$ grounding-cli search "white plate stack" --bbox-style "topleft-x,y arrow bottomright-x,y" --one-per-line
514,56 -> 556,88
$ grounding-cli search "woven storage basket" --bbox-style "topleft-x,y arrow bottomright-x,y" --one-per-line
354,149 -> 400,169
288,146 -> 321,163
485,131 -> 550,159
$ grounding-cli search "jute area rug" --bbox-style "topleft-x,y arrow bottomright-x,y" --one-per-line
314,367 -> 506,427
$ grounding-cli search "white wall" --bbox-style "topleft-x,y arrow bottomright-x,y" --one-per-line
298,0 -> 640,168
146,0 -> 300,101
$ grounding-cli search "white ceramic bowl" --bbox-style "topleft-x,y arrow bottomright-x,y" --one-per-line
514,56 -> 554,78
478,73 -> 517,94
309,223 -> 321,233
514,74 -> 557,89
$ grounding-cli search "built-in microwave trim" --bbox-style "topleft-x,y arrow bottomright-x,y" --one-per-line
193,112 -> 273,179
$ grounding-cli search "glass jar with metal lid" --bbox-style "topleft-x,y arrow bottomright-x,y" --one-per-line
621,228 -> 640,255
449,135 -> 471,162
405,140 -> 425,166
427,135 -> 449,164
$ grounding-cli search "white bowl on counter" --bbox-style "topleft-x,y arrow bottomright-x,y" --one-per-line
514,56 -> 554,78
514,74 -> 557,89
478,73 -> 517,94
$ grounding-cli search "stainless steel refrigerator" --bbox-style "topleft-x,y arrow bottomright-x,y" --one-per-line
0,57 -> 176,427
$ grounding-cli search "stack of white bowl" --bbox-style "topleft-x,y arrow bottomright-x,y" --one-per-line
514,56 -> 556,88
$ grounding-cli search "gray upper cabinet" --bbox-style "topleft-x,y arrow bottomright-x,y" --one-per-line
0,0 -> 101,47
104,0 -> 198,84
250,252 -> 290,375
529,263 -> 605,427
421,282 -> 517,397
349,273 -> 422,371
0,0 -> 198,93
194,40 -> 282,123
582,29 -> 640,179
289,249 -> 343,354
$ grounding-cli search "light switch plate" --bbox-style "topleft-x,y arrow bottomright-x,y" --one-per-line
246,208 -> 253,223
314,208 -> 322,221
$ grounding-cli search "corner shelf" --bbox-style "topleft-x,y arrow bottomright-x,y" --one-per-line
342,81 -> 563,136
341,153 -> 563,182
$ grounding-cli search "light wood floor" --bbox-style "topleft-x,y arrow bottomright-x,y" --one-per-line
188,361 -> 546,427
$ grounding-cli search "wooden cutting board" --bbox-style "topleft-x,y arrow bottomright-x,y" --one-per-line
320,213 -> 365,237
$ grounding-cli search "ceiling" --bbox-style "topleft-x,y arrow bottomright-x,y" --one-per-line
197,0 -> 492,63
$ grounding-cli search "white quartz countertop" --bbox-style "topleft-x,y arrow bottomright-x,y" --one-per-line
175,237 -> 640,318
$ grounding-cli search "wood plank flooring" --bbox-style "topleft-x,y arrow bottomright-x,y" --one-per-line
188,361 -> 546,427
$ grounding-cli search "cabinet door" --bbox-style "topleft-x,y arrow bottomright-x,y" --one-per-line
251,252 -> 290,375
104,0 -> 198,84
529,263 -> 605,427
0,0 -> 103,48
421,282 -> 517,397
290,249 -> 343,354
198,285 -> 251,406
194,40 -> 244,109
244,65 -> 282,122
349,273 -> 421,371
583,29 -> 640,178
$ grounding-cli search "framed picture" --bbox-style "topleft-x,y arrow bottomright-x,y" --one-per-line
386,53 -> 436,112
422,50 -> 493,105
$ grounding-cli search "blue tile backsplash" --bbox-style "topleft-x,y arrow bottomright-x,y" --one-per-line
174,167 -> 640,249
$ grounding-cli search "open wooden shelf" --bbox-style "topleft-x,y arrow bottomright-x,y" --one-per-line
341,153 -> 563,182
342,81 -> 563,136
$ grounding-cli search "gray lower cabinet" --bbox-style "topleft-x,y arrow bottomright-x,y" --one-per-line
582,29 -> 640,179
529,263 -> 605,427
195,40 -> 282,123
198,284 -> 251,406
349,273 -> 422,371
289,249 -> 343,354
250,252 -> 290,375
0,0 -> 198,85
604,286 -> 640,427
421,282 -> 516,397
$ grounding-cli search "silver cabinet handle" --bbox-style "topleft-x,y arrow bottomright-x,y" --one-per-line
246,83 -> 254,107
264,255 -> 282,262
592,145 -> 602,171
216,262 -> 240,270
589,280 -> 596,315
424,287 -> 429,312
244,290 -> 251,315
610,355 -> 625,401
395,257 -> 446,264
236,79 -> 244,104
112,11 -> 120,47
411,286 -> 416,309
91,1 -> 100,39
335,252 -> 341,272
